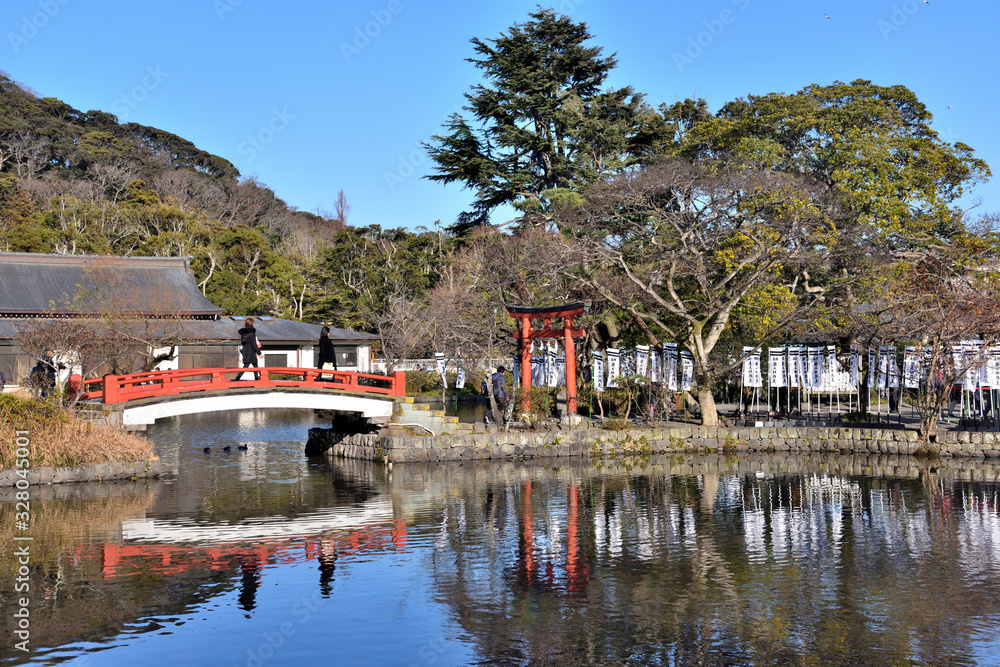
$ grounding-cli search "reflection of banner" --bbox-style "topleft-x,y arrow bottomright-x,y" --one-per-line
606,348 -> 620,388
666,344 -> 678,391
742,346 -> 762,388
636,345 -> 649,379
650,350 -> 661,384
592,352 -> 605,392
546,342 -> 558,388
903,346 -> 921,389
435,352 -> 447,387
680,351 -> 694,391
768,347 -> 786,388
850,346 -> 859,387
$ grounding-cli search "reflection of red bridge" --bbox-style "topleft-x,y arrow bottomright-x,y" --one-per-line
76,367 -> 407,426
100,521 -> 408,578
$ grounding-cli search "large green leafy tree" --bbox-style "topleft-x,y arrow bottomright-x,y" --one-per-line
664,80 -> 991,348
672,80 -> 989,238
426,9 -> 663,233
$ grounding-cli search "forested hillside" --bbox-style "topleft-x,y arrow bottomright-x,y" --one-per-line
0,71 -> 447,329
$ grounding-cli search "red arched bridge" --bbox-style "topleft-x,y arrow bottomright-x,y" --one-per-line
79,367 -> 407,427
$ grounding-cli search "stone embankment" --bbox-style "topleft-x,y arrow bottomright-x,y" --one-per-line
308,423 -> 998,464
0,458 -> 162,487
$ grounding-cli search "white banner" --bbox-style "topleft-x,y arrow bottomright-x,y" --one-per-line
435,352 -> 447,387
989,347 -> 1000,387
606,348 -> 620,388
593,352 -> 605,392
666,344 -> 678,391
636,345 -> 649,379
742,346 -> 762,388
531,357 -> 545,387
903,346 -> 921,389
546,342 -> 558,388
787,346 -> 803,388
877,347 -> 889,389
887,345 -> 899,388
806,347 -> 822,390
650,350 -> 661,384
768,347 -> 786,388
868,348 -> 878,388
849,347 -> 859,387
680,351 -> 694,391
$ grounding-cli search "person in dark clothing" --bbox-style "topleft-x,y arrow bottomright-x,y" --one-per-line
315,326 -> 337,380
30,349 -> 65,398
485,366 -> 509,425
235,318 -> 262,380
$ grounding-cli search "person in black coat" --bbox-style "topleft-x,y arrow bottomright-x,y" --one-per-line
235,318 -> 262,380
30,349 -> 65,398
315,326 -> 337,380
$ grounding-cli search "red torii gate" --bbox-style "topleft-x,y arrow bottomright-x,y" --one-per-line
506,302 -> 586,416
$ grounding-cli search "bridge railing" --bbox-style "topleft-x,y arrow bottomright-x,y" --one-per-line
79,367 -> 407,404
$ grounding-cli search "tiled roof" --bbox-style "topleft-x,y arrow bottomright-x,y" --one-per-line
0,316 -> 376,343
0,252 -> 223,317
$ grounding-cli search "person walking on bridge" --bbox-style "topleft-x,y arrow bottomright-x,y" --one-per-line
315,326 -> 337,380
235,318 -> 262,381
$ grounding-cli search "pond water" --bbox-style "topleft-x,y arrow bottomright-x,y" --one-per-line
5,409 -> 1000,666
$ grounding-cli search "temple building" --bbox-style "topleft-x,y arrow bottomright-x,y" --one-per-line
0,252 -> 375,386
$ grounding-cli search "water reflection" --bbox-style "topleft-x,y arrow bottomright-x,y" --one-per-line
4,410 -> 1000,665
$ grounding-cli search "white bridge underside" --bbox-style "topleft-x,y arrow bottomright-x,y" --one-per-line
122,391 -> 394,426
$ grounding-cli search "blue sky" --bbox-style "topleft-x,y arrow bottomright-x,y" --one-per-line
2,0 -> 997,231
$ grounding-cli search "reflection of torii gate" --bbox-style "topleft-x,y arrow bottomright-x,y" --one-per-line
506,303 -> 586,415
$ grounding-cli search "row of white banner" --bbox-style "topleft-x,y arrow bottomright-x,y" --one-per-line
742,343 -> 1000,391
593,344 -> 694,392
433,346 -> 569,389
433,340 -> 1000,393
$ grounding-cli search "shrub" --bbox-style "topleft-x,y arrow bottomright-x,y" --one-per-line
0,394 -> 153,470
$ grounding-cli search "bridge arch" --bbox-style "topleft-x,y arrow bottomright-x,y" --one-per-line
120,389 -> 396,427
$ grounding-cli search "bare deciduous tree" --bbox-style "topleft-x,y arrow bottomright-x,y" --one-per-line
555,159 -> 839,425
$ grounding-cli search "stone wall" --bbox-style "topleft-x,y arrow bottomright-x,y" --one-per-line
0,458 -> 162,487
320,424 -> 1000,463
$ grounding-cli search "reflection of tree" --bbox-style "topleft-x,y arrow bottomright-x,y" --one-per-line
407,456 -> 1000,665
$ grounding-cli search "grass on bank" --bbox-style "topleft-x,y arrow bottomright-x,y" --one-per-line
0,392 -> 153,470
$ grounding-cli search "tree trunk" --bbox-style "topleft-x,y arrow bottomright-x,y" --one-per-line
919,407 -> 939,443
698,384 -> 719,426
